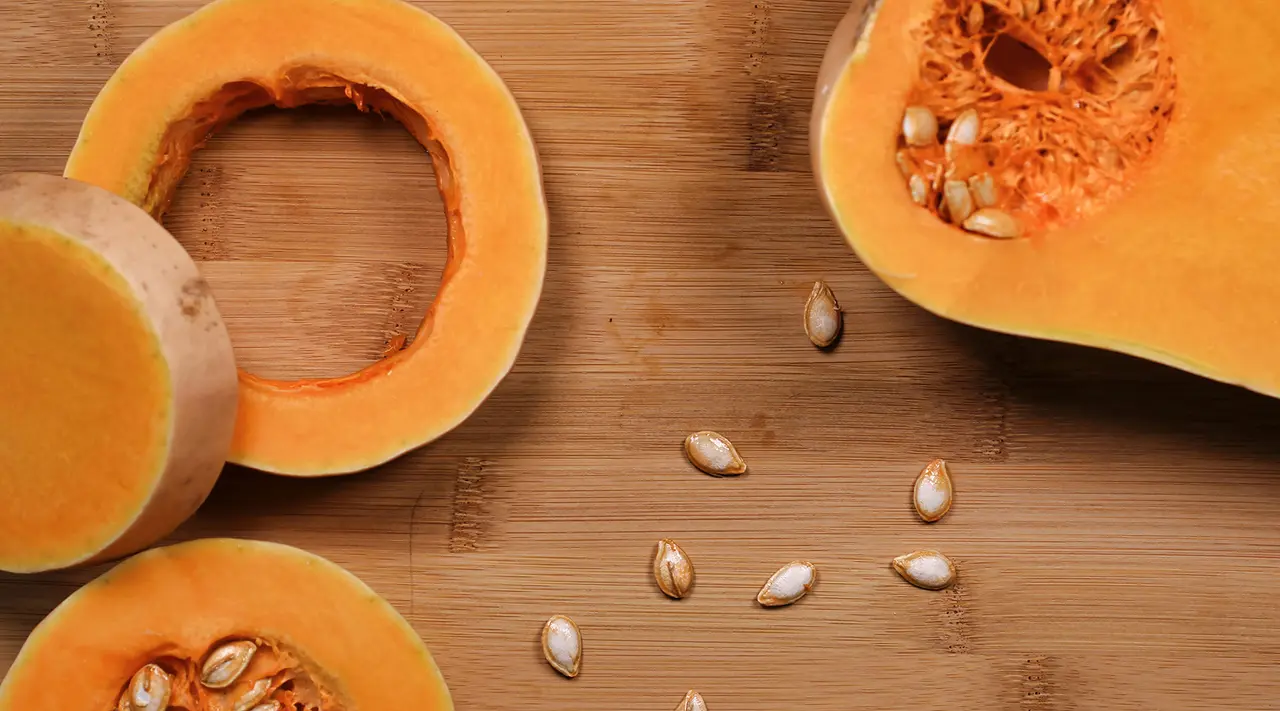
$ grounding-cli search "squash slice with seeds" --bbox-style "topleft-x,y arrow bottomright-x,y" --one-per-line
813,0 -> 1280,397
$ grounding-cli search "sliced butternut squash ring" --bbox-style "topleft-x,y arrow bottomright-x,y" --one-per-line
65,0 -> 548,475
0,538 -> 453,711
0,173 -> 237,574
813,1 -> 1280,398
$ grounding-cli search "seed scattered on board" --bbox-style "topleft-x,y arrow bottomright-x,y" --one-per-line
675,690 -> 708,711
684,431 -> 747,476
913,458 -> 954,523
892,550 -> 957,590
804,280 -> 843,348
757,561 -> 817,606
541,614 -> 583,678
654,538 -> 696,599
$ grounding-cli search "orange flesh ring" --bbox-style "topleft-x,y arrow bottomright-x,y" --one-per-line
64,0 -> 548,474
0,223 -> 169,570
900,0 -> 1176,234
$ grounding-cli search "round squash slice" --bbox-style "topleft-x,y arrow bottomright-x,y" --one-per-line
0,538 -> 453,711
0,173 -> 236,574
64,0 -> 548,475
813,1 -> 1280,398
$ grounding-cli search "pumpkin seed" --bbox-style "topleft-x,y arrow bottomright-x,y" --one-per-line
803,280 -> 842,349
541,614 -> 582,678
962,208 -> 1021,239
908,173 -> 929,206
200,640 -> 257,689
967,3 -> 984,32
946,109 -> 980,147
896,150 -> 914,178
675,690 -> 708,711
128,664 -> 171,711
902,106 -> 938,147
913,458 -> 954,522
943,180 -> 975,224
968,173 -> 997,207
1024,0 -> 1040,16
232,679 -> 272,711
654,538 -> 696,599
892,550 -> 957,590
684,431 -> 747,476
756,560 -> 817,607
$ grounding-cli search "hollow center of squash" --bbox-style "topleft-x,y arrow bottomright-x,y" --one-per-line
146,69 -> 458,382
896,0 -> 1177,237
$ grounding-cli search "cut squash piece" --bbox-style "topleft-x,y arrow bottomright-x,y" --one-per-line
0,538 -> 453,711
0,173 -> 236,574
65,0 -> 548,475
813,0 -> 1280,398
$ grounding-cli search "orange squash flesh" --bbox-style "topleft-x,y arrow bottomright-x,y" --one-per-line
65,0 -> 548,476
0,539 -> 453,711
813,0 -> 1280,398
0,173 -> 237,574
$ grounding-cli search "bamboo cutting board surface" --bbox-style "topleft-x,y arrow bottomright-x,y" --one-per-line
2,1 -> 1280,709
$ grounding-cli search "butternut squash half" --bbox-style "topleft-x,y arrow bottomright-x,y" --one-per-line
0,538 -> 453,711
65,0 -> 548,475
813,0 -> 1280,397
0,173 -> 236,574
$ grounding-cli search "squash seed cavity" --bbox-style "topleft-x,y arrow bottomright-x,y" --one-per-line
897,0 -> 1177,237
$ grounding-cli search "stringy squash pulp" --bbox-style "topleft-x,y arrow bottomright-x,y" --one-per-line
813,0 -> 1280,397
65,0 -> 548,475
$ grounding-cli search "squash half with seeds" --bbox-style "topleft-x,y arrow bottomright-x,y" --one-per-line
813,0 -> 1280,397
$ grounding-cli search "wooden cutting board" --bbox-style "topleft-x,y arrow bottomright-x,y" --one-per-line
2,1 -> 1279,709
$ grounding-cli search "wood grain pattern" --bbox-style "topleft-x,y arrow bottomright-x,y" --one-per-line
3,1 -> 1280,709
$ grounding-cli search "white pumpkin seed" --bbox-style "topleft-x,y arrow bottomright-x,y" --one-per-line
541,614 -> 582,678
913,458 -> 954,522
200,640 -> 257,689
232,679 -> 272,711
902,106 -> 938,147
756,561 -> 817,606
803,280 -> 842,349
127,664 -> 171,711
675,690 -> 707,711
946,109 -> 981,147
962,208 -> 1021,239
892,550 -> 957,590
943,180 -> 975,224
908,173 -> 929,206
654,538 -> 696,599
968,173 -> 997,207
684,431 -> 746,476
896,150 -> 914,178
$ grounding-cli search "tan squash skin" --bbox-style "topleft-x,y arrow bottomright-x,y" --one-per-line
65,0 -> 548,476
0,539 -> 453,711
813,0 -> 1280,399
0,173 -> 237,573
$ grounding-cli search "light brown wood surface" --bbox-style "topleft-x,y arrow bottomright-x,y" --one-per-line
2,1 -> 1280,709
